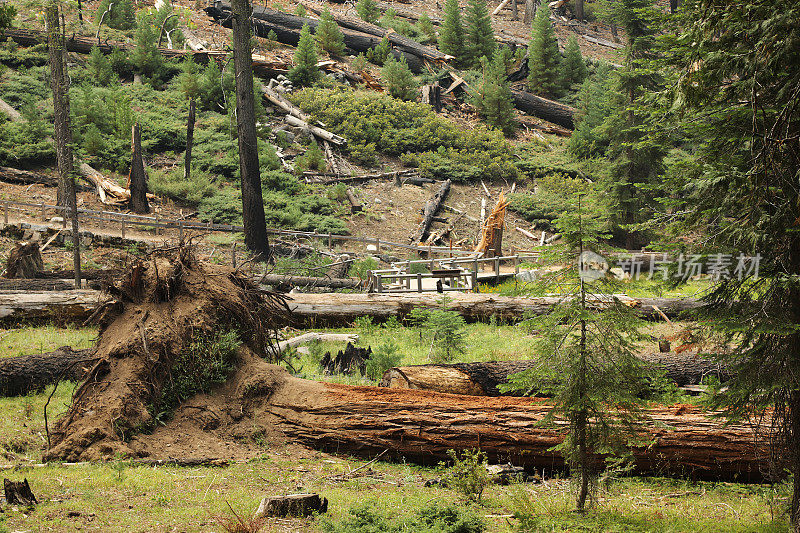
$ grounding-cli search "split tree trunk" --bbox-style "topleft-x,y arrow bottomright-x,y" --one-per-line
379,353 -> 732,396
128,122 -> 150,214
231,0 -> 270,258
0,347 -> 96,397
421,83 -> 442,112
184,98 -> 195,182
412,179 -> 451,243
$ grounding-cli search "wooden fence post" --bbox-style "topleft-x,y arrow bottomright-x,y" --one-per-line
41,202 -> 46,221
121,218 -> 126,239
417,272 -> 423,293
3,200 -> 8,224
376,274 -> 382,293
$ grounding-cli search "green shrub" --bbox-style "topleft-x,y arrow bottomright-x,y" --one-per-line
427,306 -> 467,362
315,9 -> 345,55
349,257 -> 378,279
469,50 -> 515,135
149,167 -> 216,205
356,0 -> 380,24
417,14 -> 436,44
291,88 -> 518,182
109,48 -> 134,77
559,35 -> 588,92
351,53 -> 368,73
366,36 -> 391,66
158,329 -> 239,415
327,183 -> 348,201
381,55 -> 418,101
508,174 -> 604,232
199,187 -> 242,224
0,40 -> 47,68
88,46 -> 116,86
365,339 -> 402,380
444,449 -> 490,501
265,29 -> 279,50
294,4 -> 307,17
0,116 -> 55,166
354,315 -> 376,334
322,501 -> 485,533
294,141 -> 326,173
262,170 -> 305,194
96,0 -> 136,30
0,3 -> 15,28
289,24 -> 320,87
0,65 -> 49,107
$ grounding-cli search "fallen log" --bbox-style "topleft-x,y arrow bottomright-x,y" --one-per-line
346,188 -> 362,213
265,369 -> 768,481
285,115 -> 346,145
379,353 -> 732,396
205,2 -> 427,72
34,269 -> 121,280
0,167 -> 58,187
297,2 -> 449,63
0,290 -> 106,326
254,494 -> 328,519
411,179 -> 451,244
511,90 -> 575,129
256,273 -> 363,291
0,97 -> 22,122
583,34 -> 625,50
274,332 -> 358,355
0,290 -> 703,325
304,169 -> 419,184
0,347 -> 96,397
0,278 -> 78,291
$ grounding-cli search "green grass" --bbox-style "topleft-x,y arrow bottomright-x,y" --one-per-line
490,276 -> 714,300
0,325 -> 96,358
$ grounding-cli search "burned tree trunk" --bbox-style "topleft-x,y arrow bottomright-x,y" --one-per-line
184,98 -> 195,182
231,0 -> 270,258
128,122 -> 150,214
380,353 -> 732,396
4,242 -> 44,278
411,179 -> 451,244
421,83 -> 442,112
45,0 -> 81,288
0,347 -> 96,397
511,90 -> 575,129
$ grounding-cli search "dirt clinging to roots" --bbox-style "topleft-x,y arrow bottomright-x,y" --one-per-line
43,247 -> 289,462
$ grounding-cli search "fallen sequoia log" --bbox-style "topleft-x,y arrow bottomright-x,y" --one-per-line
411,179 -> 451,243
379,352 -> 732,396
0,347 -> 96,397
0,290 -> 703,325
205,2 -> 428,72
256,273 -> 363,291
511,90 -> 576,130
40,249 -> 768,481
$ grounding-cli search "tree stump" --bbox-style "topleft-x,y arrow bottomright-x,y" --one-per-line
4,478 -> 37,506
253,493 -> 328,518
320,342 -> 371,376
421,83 -> 442,112
4,242 -> 44,278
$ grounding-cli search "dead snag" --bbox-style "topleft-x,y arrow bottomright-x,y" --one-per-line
128,122 -> 150,214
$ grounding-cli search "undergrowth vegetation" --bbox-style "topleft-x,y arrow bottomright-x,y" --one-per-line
291,88 -> 519,181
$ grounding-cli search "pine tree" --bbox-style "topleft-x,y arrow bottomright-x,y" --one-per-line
355,0 -> 380,24
501,193 -> 648,512
315,9 -> 345,55
439,0 -> 465,64
289,24 -> 320,87
88,46 -> 115,86
470,50 -> 515,135
600,0 -> 663,248
366,36 -> 391,66
567,63 -> 612,159
417,14 -> 436,44
95,0 -> 136,30
381,55 -> 418,101
527,2 -> 561,98
660,1 -> 800,528
463,0 -> 495,67
559,35 -> 588,91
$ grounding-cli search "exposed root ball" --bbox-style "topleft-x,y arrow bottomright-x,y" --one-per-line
44,247 -> 288,462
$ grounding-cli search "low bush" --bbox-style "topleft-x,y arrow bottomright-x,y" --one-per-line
321,501 -> 485,533
149,168 -> 216,205
365,339 -> 402,380
508,174 -> 597,231
444,449 -> 491,501
291,88 -> 518,181
96,0 -> 136,30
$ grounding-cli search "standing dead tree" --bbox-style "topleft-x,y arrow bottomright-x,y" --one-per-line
128,122 -> 150,214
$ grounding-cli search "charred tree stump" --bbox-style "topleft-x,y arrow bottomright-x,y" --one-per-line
320,342 -> 372,376
411,179 -> 451,243
0,347 -> 96,397
421,83 -> 442,112
127,123 -> 150,214
3,478 -> 37,506
254,494 -> 328,518
5,242 -> 44,278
